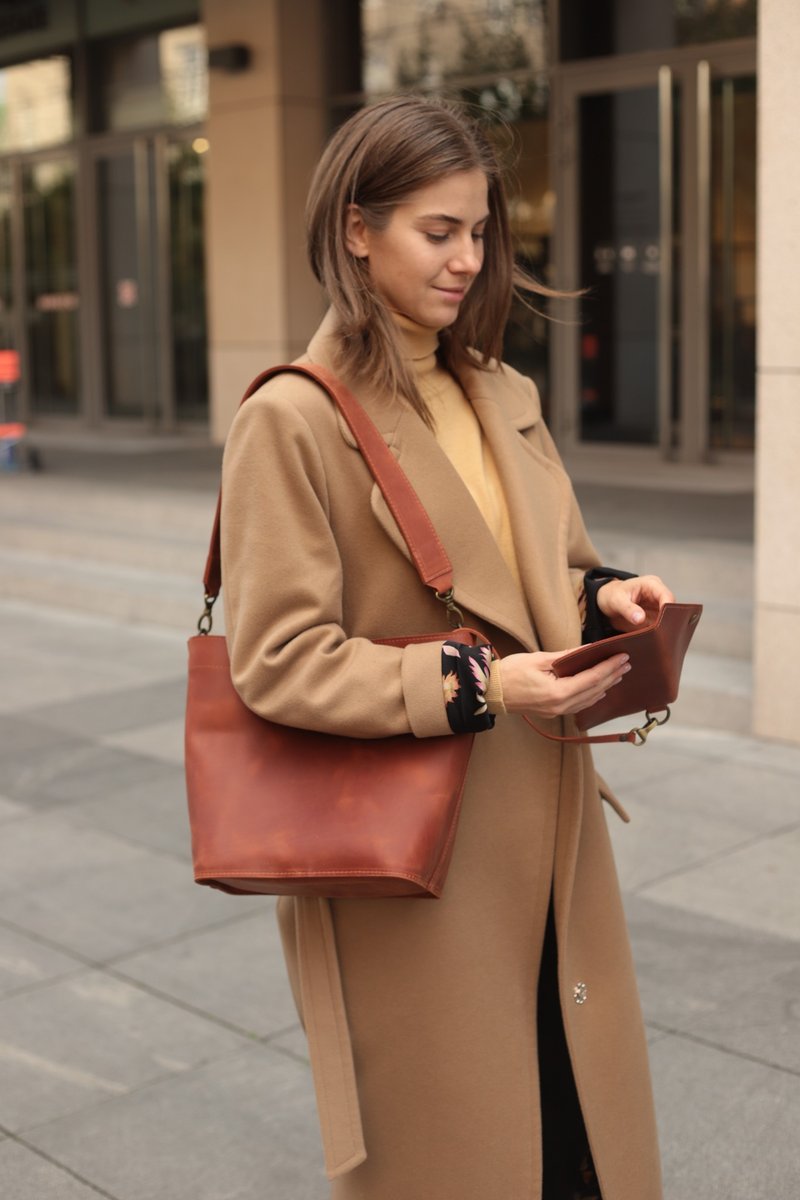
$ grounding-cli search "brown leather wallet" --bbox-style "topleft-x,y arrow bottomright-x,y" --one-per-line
552,601 -> 703,734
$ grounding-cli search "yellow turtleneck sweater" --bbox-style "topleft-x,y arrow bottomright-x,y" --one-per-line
393,313 -> 524,594
393,314 -> 522,713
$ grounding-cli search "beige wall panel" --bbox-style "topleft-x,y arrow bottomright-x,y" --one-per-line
202,0 -> 281,108
757,0 -> 800,369
203,0 -> 330,444
753,607 -> 800,741
754,373 -> 800,607
279,0 -> 326,101
754,0 -> 800,742
281,99 -> 328,344
211,344 -> 296,443
205,103 -> 284,345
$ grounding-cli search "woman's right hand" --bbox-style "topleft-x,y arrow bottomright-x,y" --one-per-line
499,650 -> 631,719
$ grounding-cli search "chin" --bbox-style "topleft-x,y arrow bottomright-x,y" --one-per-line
429,308 -> 459,329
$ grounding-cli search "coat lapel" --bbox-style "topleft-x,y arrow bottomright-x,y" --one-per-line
369,407 -> 538,650
460,363 -> 582,652
305,319 -> 538,650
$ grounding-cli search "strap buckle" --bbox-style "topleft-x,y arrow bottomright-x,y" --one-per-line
197,594 -> 217,635
434,586 -> 465,629
631,707 -> 671,746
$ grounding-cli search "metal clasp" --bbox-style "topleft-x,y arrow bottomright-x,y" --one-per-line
632,707 -> 671,746
197,593 -> 217,635
434,586 -> 465,629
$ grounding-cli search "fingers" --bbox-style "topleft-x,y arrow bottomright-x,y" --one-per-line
558,653 -> 630,714
500,650 -> 631,717
531,653 -> 630,717
598,576 -> 675,628
631,575 -> 676,611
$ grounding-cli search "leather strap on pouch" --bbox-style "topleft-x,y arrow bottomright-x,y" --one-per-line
521,714 -> 642,747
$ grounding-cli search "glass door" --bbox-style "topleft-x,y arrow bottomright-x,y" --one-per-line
167,137 -> 208,423
0,161 -> 19,422
22,157 -> 80,416
96,141 -> 158,420
556,51 -> 756,460
91,132 -> 208,428
575,76 -> 677,447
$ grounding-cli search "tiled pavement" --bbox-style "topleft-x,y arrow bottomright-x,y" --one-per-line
0,598 -> 798,1199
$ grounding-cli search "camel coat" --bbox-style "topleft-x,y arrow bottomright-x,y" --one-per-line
221,314 -> 663,1200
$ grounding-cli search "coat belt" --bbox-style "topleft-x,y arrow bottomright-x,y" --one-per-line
296,897 -> 367,1179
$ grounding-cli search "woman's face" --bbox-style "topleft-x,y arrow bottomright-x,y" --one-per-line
345,169 -> 489,331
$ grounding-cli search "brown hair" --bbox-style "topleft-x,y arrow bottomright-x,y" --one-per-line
306,94 -> 559,424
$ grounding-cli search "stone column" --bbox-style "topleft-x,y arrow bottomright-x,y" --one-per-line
201,0 -> 328,442
753,0 -> 800,742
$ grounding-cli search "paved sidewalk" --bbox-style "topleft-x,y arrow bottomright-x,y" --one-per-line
0,597 -> 798,1200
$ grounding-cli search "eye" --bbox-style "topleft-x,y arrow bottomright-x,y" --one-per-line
472,231 -> 486,243
425,232 -> 449,245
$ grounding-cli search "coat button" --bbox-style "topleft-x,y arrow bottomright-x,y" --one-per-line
573,982 -> 588,1005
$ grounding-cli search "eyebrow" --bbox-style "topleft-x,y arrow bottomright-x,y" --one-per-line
418,213 -> 490,227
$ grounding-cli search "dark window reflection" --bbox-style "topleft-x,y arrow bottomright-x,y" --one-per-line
709,75 -> 756,450
578,89 -> 666,444
170,140 -> 208,422
561,0 -> 756,61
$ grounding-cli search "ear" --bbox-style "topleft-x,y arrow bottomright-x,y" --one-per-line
344,204 -> 370,258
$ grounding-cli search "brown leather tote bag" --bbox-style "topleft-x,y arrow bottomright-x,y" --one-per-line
185,364 -> 483,899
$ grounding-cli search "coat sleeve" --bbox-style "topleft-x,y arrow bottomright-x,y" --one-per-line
220,388 -> 451,740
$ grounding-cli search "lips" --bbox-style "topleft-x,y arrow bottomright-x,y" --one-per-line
434,286 -> 467,302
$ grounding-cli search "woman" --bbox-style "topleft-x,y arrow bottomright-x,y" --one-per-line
221,95 -> 673,1200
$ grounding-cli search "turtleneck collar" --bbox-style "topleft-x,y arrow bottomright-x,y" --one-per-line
391,311 -> 440,369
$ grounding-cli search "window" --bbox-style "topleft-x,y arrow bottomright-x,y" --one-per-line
362,0 -> 548,98
560,0 -> 757,62
99,23 -> 207,131
0,55 -> 72,152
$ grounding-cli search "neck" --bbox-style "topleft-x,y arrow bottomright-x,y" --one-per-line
390,311 -> 440,370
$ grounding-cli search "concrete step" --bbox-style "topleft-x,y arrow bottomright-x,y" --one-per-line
0,474 -> 213,627
1,473 -> 215,541
1,469 -> 754,734
0,545 -> 208,634
668,650 -> 752,734
589,528 -> 753,660
0,515 -> 206,576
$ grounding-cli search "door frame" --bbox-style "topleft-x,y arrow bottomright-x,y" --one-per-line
1,122 -> 206,432
550,38 -> 756,461
2,145 -> 81,429
84,124 -> 205,433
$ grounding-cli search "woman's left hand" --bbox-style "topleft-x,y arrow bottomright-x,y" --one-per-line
596,575 -> 675,633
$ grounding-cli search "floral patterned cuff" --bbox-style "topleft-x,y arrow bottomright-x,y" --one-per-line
441,641 -> 497,734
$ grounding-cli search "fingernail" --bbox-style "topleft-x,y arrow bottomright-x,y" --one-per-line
621,663 -> 632,674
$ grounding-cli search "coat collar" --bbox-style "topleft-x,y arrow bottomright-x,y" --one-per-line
302,314 -> 573,652
458,361 -> 581,652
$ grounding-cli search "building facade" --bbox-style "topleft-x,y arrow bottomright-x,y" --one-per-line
1,0 -> 798,743
0,0 -> 759,456
0,0 -> 208,431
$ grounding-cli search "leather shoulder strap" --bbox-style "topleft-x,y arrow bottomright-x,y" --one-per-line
202,363 -> 453,601
522,714 -> 641,746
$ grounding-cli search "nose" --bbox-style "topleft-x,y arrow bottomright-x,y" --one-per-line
448,235 -> 482,277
